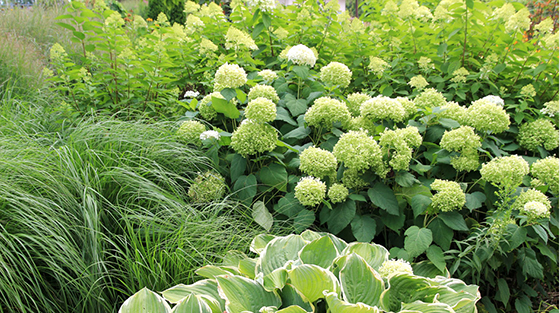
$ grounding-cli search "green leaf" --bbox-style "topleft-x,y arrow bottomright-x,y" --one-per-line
253,201 -> 274,231
288,264 -> 340,302
284,126 -> 311,140
466,0 -> 474,8
263,268 -> 288,291
276,107 -> 298,126
395,171 -> 420,187
278,284 -> 314,312
351,215 -> 377,242
172,294 -> 215,313
275,192 -> 305,217
404,226 -> 433,258
239,258 -> 258,279
379,209 -> 406,232
368,182 -> 399,215
236,89 -> 247,103
401,301 -> 454,312
379,273 -> 431,312
428,219 -> 453,250
56,22 -> 76,31
299,235 -> 338,268
532,224 -> 548,244
286,99 -> 308,116
340,253 -> 385,307
324,292 -> 379,313
262,13 -> 272,28
259,163 -> 288,191
220,88 -> 237,101
162,280 -> 223,309
426,245 -> 446,273
465,192 -> 485,211
276,305 -> 310,313
195,265 -> 240,279
439,118 -> 460,129
514,295 -> 532,313
342,243 -> 389,271
495,278 -> 510,307
233,174 -> 257,206
438,212 -> 468,231
119,288 -> 172,312
212,96 -> 240,119
410,195 -> 431,218
505,224 -> 527,251
230,154 -> 246,183
72,31 -> 85,40
250,234 -> 276,254
517,247 -> 543,279
252,22 -> 265,39
292,66 -> 310,79
216,275 -> 281,313
260,235 -> 306,275
328,200 -> 357,234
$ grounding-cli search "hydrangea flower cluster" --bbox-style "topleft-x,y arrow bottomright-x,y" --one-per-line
200,38 -> 218,55
305,97 -> 351,128
346,93 -> 371,117
299,147 -> 337,179
188,171 -> 226,202
319,62 -> 352,88
377,259 -> 413,278
368,57 -> 390,76
50,43 -> 67,63
198,2 -> 224,18
198,92 -> 224,120
286,44 -> 317,67
294,176 -> 326,207
505,8 -> 531,33
185,15 -> 204,34
541,100 -> 559,117
451,67 -> 469,84
531,156 -> 559,194
177,120 -> 206,146
328,183 -> 349,203
481,95 -> 504,106
333,130 -> 387,176
184,0 -> 200,14
440,126 -> 481,172
480,155 -> 529,188
493,3 -> 515,20
520,84 -> 536,98
132,15 -> 148,31
360,96 -> 405,122
465,99 -> 510,133
542,32 -> 559,50
414,88 -> 447,109
535,17 -> 554,33
408,75 -> 429,89
522,201 -> 550,220
342,169 -> 368,190
246,0 -> 276,13
429,179 -> 466,213
225,26 -> 258,51
379,126 -> 422,172
396,97 -> 418,120
247,85 -> 279,103
418,57 -> 435,71
512,189 -> 551,218
517,119 -> 559,152
200,130 -> 220,141
214,63 -> 247,91
437,101 -> 467,124
258,69 -> 278,85
230,120 -> 277,156
184,90 -> 200,98
273,27 -> 289,40
104,12 -> 125,30
245,97 -> 276,123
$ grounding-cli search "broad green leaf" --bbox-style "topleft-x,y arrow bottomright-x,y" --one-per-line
341,242 -> 389,271
294,209 -> 315,233
275,192 -> 305,217
252,22 -> 265,38
233,174 -> 257,206
119,287 -> 172,313
340,253 -> 384,307
277,305 -> 311,313
426,245 -> 446,273
324,292 -> 381,313
236,89 -> 247,103
230,153 -> 246,183
379,208 -> 406,233
195,265 -> 240,279
368,183 -> 399,215
276,107 -> 298,126
171,294 -> 214,313
211,96 -> 240,119
404,226 -> 432,258
327,200 -> 356,234
439,118 -> 460,129
259,163 -> 288,191
395,171 -> 420,187
495,278 -> 510,307
504,224 -> 527,251
239,258 -> 258,279
514,295 -> 532,313
438,212 -> 468,231
56,22 -> 76,31
262,13 -> 272,28
260,235 -> 306,276
253,201 -> 274,231
299,235 -> 338,268
72,31 -> 85,40
162,280 -> 223,309
465,192 -> 485,211
250,234 -> 276,255
412,261 -> 449,279
292,66 -> 310,79
286,99 -> 308,116
279,284 -> 314,312
216,275 -> 281,313
427,218 -> 453,250
400,301 -> 454,312
288,264 -> 340,302
220,88 -> 237,101
263,267 -> 288,291
517,247 -> 543,279
351,215 -> 376,243
532,224 -> 548,244
283,126 -> 311,140
410,195 -> 431,218
379,273 -> 431,312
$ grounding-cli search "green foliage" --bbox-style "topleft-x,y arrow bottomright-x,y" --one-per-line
120,230 -> 480,312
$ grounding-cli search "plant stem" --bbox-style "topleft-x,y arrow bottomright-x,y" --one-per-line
461,1 -> 469,67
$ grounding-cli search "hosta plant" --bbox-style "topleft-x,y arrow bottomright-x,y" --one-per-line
119,230 -> 480,312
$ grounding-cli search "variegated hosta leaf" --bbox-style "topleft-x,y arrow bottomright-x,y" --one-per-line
263,267 -> 288,291
259,235 -> 306,276
259,305 -> 311,313
118,287 -> 172,313
379,273 -> 433,312
426,278 -> 480,313
339,253 -> 385,307
399,300 -> 454,313
196,265 -> 242,279
341,242 -> 389,271
278,284 -> 314,312
172,294 -> 215,313
324,292 -> 381,313
216,274 -> 282,313
162,279 -> 224,311
299,235 -> 339,269
300,230 -> 348,254
287,264 -> 340,302
250,233 -> 276,255
239,258 -> 258,279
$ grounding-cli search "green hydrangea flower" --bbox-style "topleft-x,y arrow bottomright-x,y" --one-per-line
299,147 -> 338,179
531,156 -> 559,194
342,168 -> 368,190
346,93 -> 372,117
333,130 -> 387,176
465,99 -> 510,133
521,201 -> 550,220
328,183 -> 349,203
248,85 -> 280,103
360,96 -> 405,122
214,63 -> 247,91
437,101 -> 468,124
257,69 -> 278,85
320,61 -> 352,88
230,120 -> 278,156
396,97 -> 417,121
176,120 -> 206,146
512,189 -> 551,217
245,97 -> 277,123
429,179 -> 466,213
188,171 -> 226,202
440,126 -> 481,172
378,259 -> 413,278
379,126 -> 422,172
517,119 -> 559,152
295,176 -> 326,207
198,92 -> 225,121
305,97 -> 351,128
408,75 -> 429,89
414,88 -> 447,110
480,155 -> 529,188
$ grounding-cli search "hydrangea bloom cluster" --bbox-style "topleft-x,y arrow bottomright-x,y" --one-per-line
273,27 -> 289,40
517,119 -> 559,152
493,3 -> 515,20
185,15 -> 204,33
414,88 -> 447,109
50,43 -> 67,63
542,32 -> 559,49
230,120 -> 277,156
520,84 -> 536,98
200,38 -> 218,54
437,101 -> 467,124
328,183 -> 349,203
199,92 -> 224,120
333,130 -> 387,176
430,179 -> 466,213
396,97 -> 418,120
319,62 -> 352,88
481,95 -> 504,106
346,93 -> 372,117
132,15 -> 148,30
522,201 -> 550,220
440,126 -> 481,172
299,147 -> 337,179
408,75 -> 429,89
294,177 -> 326,207
378,259 -> 413,278
188,171 -> 226,202
200,130 -> 220,141
104,12 -> 125,30
214,63 -> 247,91
505,8 -> 531,33
480,155 -> 529,188
360,96 -> 405,122
177,120 -> 206,146
286,44 -> 317,67
278,46 -> 292,60
451,67 -> 469,84
512,189 -> 551,217
379,126 -> 422,171
305,97 -> 351,128
225,27 -> 258,51
198,2 -> 224,18
535,17 -> 554,33
184,0 -> 200,14
531,156 -> 559,194
382,0 -> 398,15
245,97 -> 277,123
397,0 -> 419,19
342,169 -> 368,190
465,99 -> 510,133
541,100 -> 559,117
368,57 -> 390,76
246,0 -> 276,13
258,69 -> 278,84
418,57 -> 435,71
247,85 -> 279,103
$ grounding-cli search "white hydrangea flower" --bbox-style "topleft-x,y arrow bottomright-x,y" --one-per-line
523,201 -> 549,218
200,130 -> 220,140
246,0 -> 276,12
286,44 -> 317,67
184,90 -> 200,98
377,259 -> 413,278
481,95 -> 504,106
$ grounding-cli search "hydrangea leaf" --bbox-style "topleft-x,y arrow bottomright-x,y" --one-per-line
410,195 -> 432,218
230,153 -> 247,183
465,192 -> 485,211
427,219 -> 453,251
350,215 -> 376,243
274,192 -> 305,218
259,163 -> 288,191
283,126 -> 311,140
404,226 -> 432,258
253,201 -> 274,231
327,200 -> 356,234
438,212 -> 468,231
233,174 -> 257,206
211,96 -> 240,119
216,275 -> 281,313
426,245 -> 446,273
367,182 -> 399,216
339,253 -> 384,307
